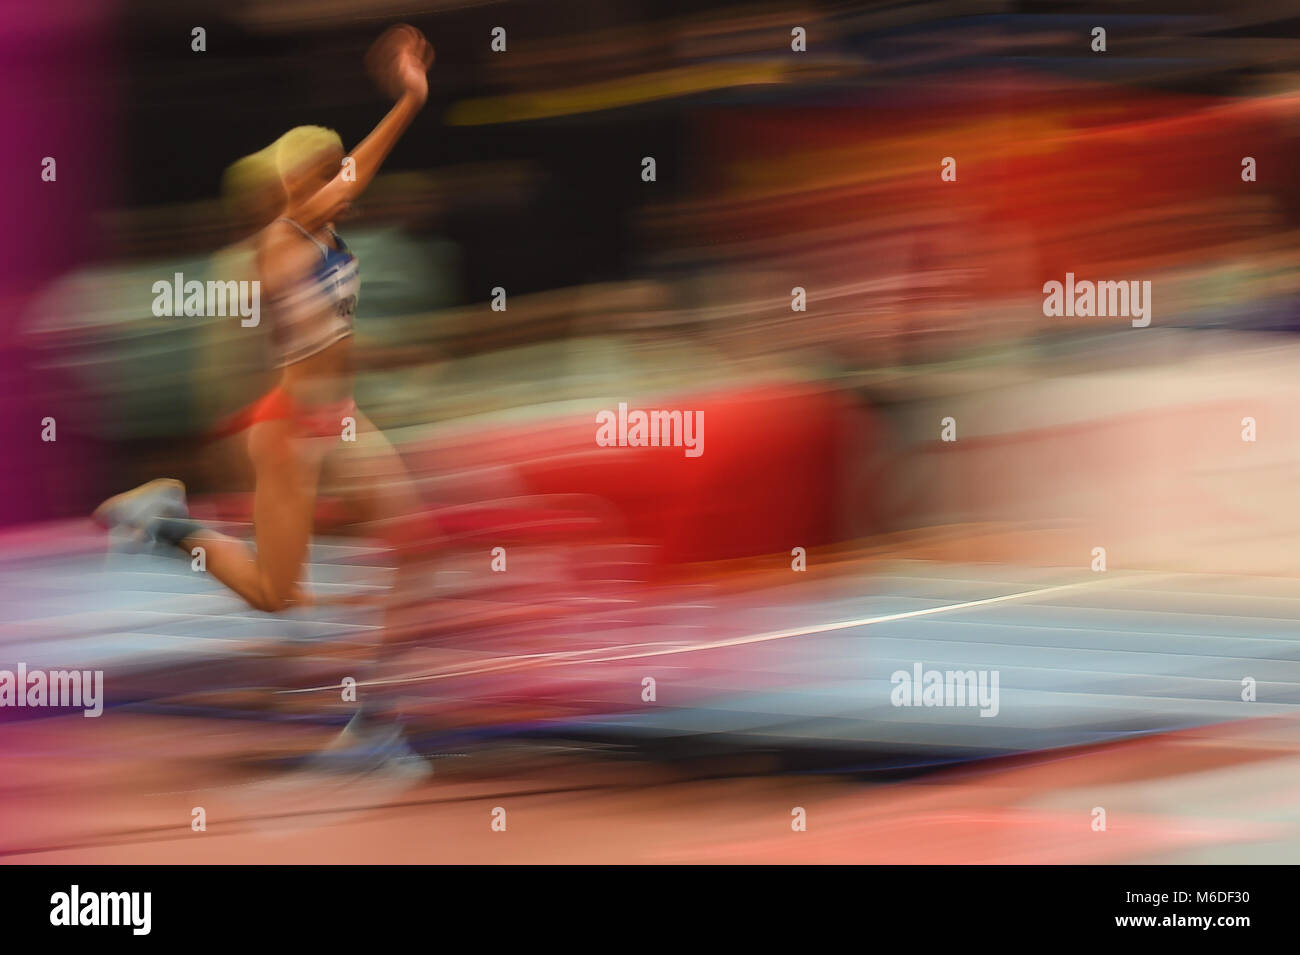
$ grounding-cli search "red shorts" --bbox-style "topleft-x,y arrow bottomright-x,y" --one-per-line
211,387 -> 356,441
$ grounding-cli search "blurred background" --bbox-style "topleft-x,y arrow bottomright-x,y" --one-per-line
5,0 -> 1300,863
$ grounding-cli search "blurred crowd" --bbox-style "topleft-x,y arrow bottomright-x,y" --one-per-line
11,0 -> 1300,566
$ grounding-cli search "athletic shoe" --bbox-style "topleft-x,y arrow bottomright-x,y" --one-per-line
91,478 -> 189,553
301,717 -> 434,782
92,478 -> 189,545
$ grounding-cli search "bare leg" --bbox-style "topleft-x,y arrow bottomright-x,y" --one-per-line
185,417 -> 322,613
311,406 -> 437,741
330,408 -> 430,647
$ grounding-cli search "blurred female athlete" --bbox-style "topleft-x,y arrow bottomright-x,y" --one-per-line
95,25 -> 436,765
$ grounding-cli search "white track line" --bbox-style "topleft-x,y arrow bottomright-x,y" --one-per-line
283,572 -> 1154,695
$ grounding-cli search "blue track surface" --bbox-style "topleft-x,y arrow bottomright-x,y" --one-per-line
5,527 -> 1300,763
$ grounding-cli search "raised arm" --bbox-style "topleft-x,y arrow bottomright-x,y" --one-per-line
289,27 -> 433,233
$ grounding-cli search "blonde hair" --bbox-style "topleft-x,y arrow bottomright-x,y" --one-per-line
221,146 -> 284,226
272,125 -> 344,183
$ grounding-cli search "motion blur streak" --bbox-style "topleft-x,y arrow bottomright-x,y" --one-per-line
4,0 -> 1300,863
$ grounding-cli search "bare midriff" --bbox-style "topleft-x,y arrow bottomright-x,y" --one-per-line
278,334 -> 354,406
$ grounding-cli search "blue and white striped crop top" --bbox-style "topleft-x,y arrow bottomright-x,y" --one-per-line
267,217 -> 360,367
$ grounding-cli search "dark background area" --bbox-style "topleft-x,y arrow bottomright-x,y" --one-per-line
116,2 -> 697,297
